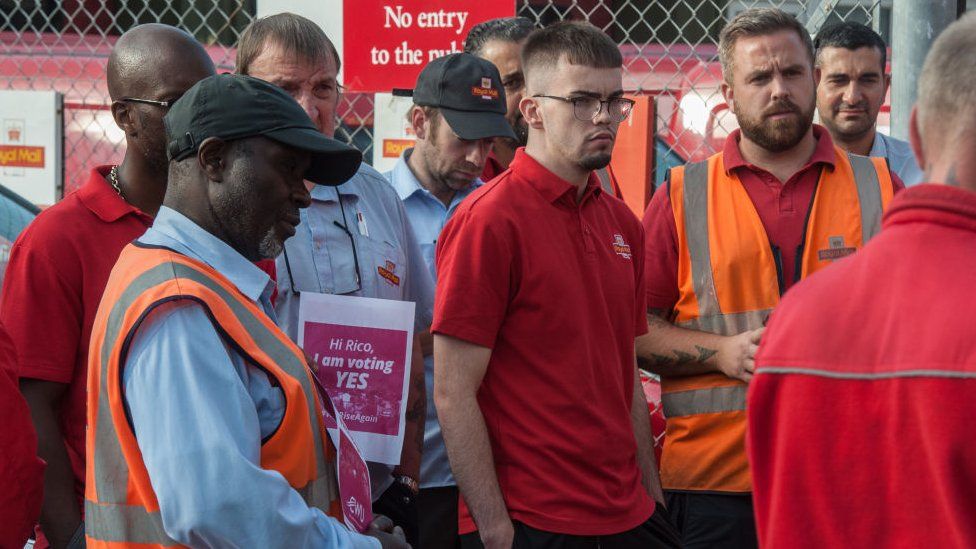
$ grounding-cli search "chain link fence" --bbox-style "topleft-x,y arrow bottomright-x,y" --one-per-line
1,0 -> 890,198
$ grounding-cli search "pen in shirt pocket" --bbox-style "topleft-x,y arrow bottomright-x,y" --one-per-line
356,212 -> 369,237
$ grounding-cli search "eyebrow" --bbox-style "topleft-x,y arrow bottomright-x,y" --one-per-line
568,89 -> 625,98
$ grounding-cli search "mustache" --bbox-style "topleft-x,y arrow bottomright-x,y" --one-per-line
836,101 -> 869,111
762,100 -> 801,117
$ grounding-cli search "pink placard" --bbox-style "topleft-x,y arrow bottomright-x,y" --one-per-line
304,322 -> 408,436
336,415 -> 373,532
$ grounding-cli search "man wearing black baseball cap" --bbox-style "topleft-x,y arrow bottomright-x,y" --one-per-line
386,52 -> 513,549
85,73 -> 408,549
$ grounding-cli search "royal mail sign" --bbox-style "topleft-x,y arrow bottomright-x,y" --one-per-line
0,90 -> 63,205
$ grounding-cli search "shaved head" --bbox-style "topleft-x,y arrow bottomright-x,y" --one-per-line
916,13 -> 976,157
107,24 -> 214,100
106,24 -> 215,192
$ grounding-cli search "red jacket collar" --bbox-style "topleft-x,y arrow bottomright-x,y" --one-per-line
76,166 -> 149,223
884,183 -> 976,233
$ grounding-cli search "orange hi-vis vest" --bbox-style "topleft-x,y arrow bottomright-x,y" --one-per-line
85,242 -> 340,548
662,147 -> 895,493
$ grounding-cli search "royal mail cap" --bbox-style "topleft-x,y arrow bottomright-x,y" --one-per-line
164,73 -> 362,186
412,53 -> 517,141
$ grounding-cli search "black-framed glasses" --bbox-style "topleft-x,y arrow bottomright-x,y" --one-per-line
119,97 -> 175,109
533,94 -> 635,122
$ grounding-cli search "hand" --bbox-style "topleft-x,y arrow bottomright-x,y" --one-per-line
716,327 -> 764,383
300,347 -> 318,373
480,519 -> 515,549
365,522 -> 410,549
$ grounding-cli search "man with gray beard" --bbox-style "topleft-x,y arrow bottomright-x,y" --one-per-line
636,8 -> 902,548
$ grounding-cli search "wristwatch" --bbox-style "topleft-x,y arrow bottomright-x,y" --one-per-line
395,474 -> 419,495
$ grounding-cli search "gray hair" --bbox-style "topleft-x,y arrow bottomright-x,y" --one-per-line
917,12 -> 976,142
719,8 -> 814,83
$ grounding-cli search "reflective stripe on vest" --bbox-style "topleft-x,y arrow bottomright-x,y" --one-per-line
595,167 -> 615,195
88,251 -> 337,546
663,384 -> 748,417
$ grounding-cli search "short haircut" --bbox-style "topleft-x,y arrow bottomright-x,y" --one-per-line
815,21 -> 887,72
521,21 -> 621,83
917,12 -> 976,140
464,17 -> 536,55
719,8 -> 814,83
236,12 -> 340,76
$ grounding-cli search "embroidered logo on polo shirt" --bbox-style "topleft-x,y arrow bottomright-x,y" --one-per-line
471,77 -> 499,101
377,260 -> 401,287
612,234 -> 632,260
817,235 -> 856,261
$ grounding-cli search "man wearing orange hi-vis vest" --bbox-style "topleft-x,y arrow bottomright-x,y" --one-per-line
636,8 -> 903,549
84,74 -> 407,549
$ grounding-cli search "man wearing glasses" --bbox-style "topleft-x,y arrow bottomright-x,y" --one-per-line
433,22 -> 678,549
236,13 -> 433,547
0,24 -> 215,548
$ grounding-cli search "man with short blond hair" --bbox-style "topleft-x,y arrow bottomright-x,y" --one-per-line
637,8 -> 902,548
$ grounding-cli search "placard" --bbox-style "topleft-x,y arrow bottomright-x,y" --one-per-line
298,292 -> 415,464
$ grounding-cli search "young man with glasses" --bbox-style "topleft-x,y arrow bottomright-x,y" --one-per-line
432,21 -> 679,549
236,13 -> 434,547
0,24 -> 215,548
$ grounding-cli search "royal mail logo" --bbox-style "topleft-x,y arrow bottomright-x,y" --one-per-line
345,495 -> 366,523
7,127 -> 21,142
382,138 -> 415,158
377,260 -> 401,287
612,234 -> 632,259
817,235 -> 856,261
0,145 -> 44,169
471,78 -> 499,100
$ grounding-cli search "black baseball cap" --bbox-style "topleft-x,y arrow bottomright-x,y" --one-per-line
164,73 -> 362,186
410,53 -> 517,141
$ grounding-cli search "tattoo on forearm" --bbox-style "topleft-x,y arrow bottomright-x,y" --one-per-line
405,374 -> 426,454
649,345 -> 717,367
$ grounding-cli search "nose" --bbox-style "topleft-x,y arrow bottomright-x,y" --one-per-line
842,82 -> 863,106
294,180 -> 312,209
467,139 -> 493,168
770,75 -> 791,101
295,90 -> 321,130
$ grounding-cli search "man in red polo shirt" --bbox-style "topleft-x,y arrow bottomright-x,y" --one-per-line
636,8 -> 902,548
433,22 -> 678,549
0,25 -> 214,547
749,13 -> 976,548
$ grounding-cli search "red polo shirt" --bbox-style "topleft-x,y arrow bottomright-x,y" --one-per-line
749,183 -> 976,548
0,166 -> 152,533
433,149 -> 654,535
642,125 -> 904,310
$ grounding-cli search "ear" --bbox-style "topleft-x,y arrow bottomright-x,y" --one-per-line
111,101 -> 137,136
197,137 -> 228,183
721,80 -> 734,113
520,96 -> 544,130
814,66 -> 822,88
883,73 -> 892,95
410,107 -> 428,140
908,106 -> 926,172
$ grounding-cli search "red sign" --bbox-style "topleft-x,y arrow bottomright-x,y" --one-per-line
0,145 -> 44,168
342,1 -> 515,92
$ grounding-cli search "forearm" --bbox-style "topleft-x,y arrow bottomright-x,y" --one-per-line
635,310 -> 725,377
437,393 -> 509,537
21,380 -> 81,548
395,336 -> 425,481
630,367 -> 665,505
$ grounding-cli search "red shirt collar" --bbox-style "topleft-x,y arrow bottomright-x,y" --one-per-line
76,166 -> 151,223
722,124 -> 837,176
884,183 -> 976,233
510,149 -> 603,205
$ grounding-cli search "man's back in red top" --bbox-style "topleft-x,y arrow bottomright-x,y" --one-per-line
0,166 -> 152,542
749,184 -> 976,548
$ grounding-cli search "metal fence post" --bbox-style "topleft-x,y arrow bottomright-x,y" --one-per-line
890,0 -> 957,140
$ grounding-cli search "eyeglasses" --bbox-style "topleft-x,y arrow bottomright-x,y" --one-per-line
533,94 -> 635,122
118,97 -> 175,109
281,188 -> 362,296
